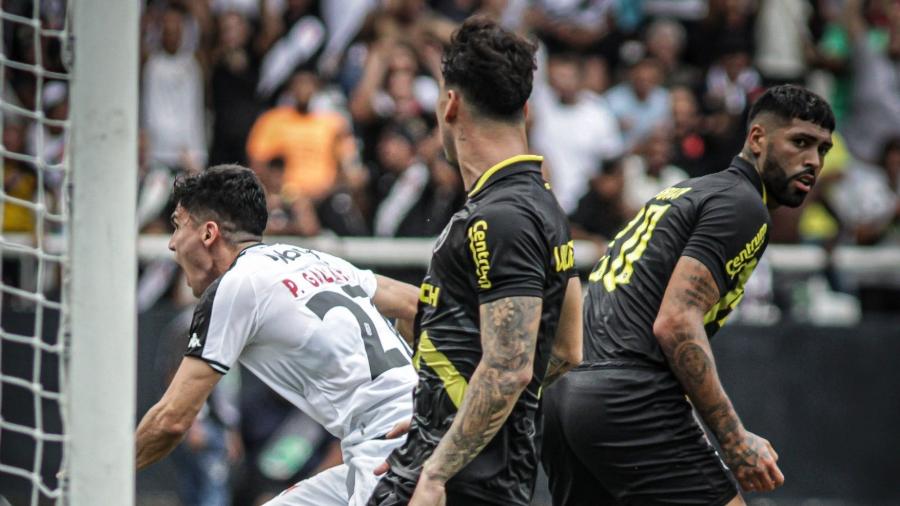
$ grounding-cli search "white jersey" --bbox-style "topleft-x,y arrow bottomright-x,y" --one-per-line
186,243 -> 417,444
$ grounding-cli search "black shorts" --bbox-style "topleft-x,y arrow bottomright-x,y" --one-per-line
541,365 -> 739,506
368,471 -> 511,506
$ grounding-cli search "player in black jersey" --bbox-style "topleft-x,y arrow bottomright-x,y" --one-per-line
542,85 -> 835,505
368,17 -> 583,506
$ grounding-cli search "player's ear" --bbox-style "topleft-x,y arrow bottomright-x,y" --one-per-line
201,221 -> 219,247
444,89 -> 460,123
747,123 -> 767,158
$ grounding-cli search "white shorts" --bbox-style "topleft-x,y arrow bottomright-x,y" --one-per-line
264,436 -> 403,506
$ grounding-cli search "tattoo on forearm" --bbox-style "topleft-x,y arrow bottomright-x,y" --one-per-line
675,341 -> 710,386
542,352 -> 574,388
423,296 -> 541,482
676,273 -> 718,310
659,265 -> 749,461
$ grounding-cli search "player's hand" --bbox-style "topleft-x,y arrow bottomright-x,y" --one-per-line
724,431 -> 784,493
409,472 -> 446,506
385,419 -> 411,439
373,419 -> 412,476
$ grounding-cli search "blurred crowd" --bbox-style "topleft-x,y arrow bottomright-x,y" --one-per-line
2,0 -> 900,503
129,0 -> 900,251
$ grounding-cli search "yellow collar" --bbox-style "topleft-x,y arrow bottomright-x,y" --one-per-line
468,154 -> 544,198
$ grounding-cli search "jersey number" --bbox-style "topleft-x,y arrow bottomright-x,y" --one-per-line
589,204 -> 671,291
306,285 -> 409,380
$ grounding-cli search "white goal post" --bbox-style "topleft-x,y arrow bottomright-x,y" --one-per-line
68,0 -> 138,504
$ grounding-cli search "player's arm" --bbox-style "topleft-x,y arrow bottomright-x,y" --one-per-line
135,357 -> 222,470
415,296 -> 541,501
543,276 -> 583,388
653,256 -> 783,493
373,274 -> 419,344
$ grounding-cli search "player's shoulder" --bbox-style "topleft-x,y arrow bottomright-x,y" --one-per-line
196,263 -> 255,313
673,168 -> 763,210
468,189 -> 546,231
480,174 -> 563,216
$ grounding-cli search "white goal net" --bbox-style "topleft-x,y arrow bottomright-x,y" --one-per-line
0,0 -> 71,504
0,1 -> 137,504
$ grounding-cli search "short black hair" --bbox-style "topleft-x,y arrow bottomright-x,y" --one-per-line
880,137 -> 900,165
441,16 -> 537,121
747,85 -> 835,132
173,165 -> 268,239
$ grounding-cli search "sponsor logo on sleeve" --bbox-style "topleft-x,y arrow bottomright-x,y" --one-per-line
726,223 -> 768,278
553,240 -> 575,272
419,282 -> 440,307
468,220 -> 492,289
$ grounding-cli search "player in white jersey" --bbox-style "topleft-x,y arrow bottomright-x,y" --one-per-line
135,165 -> 420,506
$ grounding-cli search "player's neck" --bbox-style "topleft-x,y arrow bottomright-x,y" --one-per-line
738,148 -> 780,211
210,240 -> 260,277
455,123 -> 529,192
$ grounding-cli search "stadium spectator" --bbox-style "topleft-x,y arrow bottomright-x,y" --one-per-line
25,81 -> 67,188
644,18 -> 699,88
604,57 -> 671,152
207,10 -> 279,167
257,157 -> 322,237
142,3 -> 207,172
621,125 -> 690,214
840,0 -> 900,164
702,37 -> 763,117
2,120 -> 35,233
696,38 -> 764,182
754,0 -> 812,84
246,68 -> 364,203
349,39 -> 440,127
371,123 -> 430,237
255,0 -> 327,99
137,129 -> 180,233
581,54 -> 611,95
685,0 -> 756,69
669,85 -> 724,178
568,156 -> 629,251
524,0 -> 615,54
531,51 -> 623,214
371,124 -> 464,237
828,157 -> 897,246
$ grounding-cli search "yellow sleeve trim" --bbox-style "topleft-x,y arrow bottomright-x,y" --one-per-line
468,154 -> 544,197
412,331 -> 469,409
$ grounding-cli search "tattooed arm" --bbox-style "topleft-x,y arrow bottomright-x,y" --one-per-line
410,296 -> 542,504
653,256 -> 784,494
544,277 -> 583,388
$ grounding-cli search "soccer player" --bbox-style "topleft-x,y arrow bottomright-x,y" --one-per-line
368,17 -> 583,506
541,85 -> 834,505
135,165 -> 420,506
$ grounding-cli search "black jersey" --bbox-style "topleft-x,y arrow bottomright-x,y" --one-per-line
583,156 -> 771,367
384,155 -> 576,505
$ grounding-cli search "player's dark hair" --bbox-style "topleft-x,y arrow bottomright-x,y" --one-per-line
747,85 -> 835,132
441,16 -> 537,121
173,165 -> 268,239
880,137 -> 900,166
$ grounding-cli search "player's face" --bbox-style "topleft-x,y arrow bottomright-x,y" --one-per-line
760,119 -> 832,208
168,205 -> 215,297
